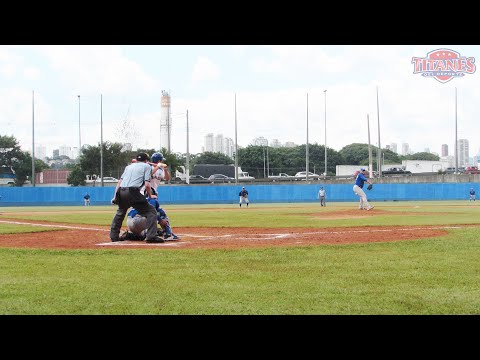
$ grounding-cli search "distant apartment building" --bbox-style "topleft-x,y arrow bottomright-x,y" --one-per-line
214,134 -> 224,153
204,133 -> 214,152
35,145 -> 47,161
458,139 -> 469,166
203,133 -> 234,157
390,142 -> 398,154
224,137 -> 234,158
402,142 -> 410,156
441,144 -> 448,157
59,145 -> 72,158
284,141 -> 296,148
71,147 -> 79,159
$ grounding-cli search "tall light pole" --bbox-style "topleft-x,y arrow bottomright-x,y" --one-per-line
324,89 -> 327,176
77,95 -> 81,155
263,146 -> 266,179
367,114 -> 373,177
455,87 -> 458,173
186,110 -> 190,184
100,94 -> 104,187
32,90 -> 35,187
376,86 -> 382,177
306,93 -> 309,181
234,94 -> 238,184
266,139 -> 269,177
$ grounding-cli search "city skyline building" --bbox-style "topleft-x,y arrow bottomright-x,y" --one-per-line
35,145 -> 47,161
390,142 -> 398,154
458,139 -> 469,166
214,134 -> 224,153
441,144 -> 448,157
224,137 -> 234,158
204,133 -> 214,152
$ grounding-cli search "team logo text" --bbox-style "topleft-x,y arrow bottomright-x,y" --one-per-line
411,48 -> 475,83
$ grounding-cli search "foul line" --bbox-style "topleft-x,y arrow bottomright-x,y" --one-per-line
0,220 -> 471,246
0,220 -> 109,232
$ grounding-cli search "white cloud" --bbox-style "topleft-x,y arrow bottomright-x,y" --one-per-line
250,45 -> 350,74
2,45 -> 480,164
191,56 -> 220,86
34,45 -> 159,96
23,66 -> 41,80
0,63 -> 16,78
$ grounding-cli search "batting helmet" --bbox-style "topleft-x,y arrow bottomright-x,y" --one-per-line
151,152 -> 164,163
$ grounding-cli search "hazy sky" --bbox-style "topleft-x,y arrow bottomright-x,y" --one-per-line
1,45 -> 478,158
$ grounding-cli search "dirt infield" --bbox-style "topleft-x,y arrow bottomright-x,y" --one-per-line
0,208 -> 459,250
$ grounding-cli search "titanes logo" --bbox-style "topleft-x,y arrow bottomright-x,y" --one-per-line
411,48 -> 476,84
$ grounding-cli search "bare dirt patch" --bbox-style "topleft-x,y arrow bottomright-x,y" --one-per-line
0,217 -> 456,250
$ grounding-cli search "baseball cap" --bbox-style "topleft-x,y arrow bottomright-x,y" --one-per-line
242,187 -> 245,189
136,152 -> 150,162
360,167 -> 366,171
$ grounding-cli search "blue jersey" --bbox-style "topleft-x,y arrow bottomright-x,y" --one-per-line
355,173 -> 368,188
470,190 -> 475,195
128,197 -> 167,222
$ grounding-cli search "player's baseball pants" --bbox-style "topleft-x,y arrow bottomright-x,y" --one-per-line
239,196 -> 249,204
353,185 -> 371,209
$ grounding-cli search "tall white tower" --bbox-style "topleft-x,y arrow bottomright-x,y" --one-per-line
160,90 -> 171,152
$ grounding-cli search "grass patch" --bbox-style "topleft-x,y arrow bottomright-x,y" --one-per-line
1,201 -> 480,314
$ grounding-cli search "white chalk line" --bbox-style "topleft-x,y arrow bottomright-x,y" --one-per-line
0,220 -> 109,232
0,220 -> 471,246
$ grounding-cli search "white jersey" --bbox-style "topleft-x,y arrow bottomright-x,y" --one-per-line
151,167 -> 166,190
139,166 -> 166,195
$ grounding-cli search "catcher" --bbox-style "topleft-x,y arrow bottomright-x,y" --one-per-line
353,168 -> 374,210
121,189 -> 179,241
239,186 -> 249,208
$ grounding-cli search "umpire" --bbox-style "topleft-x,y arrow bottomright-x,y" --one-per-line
109,152 -> 164,243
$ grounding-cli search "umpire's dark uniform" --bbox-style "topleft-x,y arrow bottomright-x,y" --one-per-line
109,152 -> 160,242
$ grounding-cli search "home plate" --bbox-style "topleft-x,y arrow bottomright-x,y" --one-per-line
97,241 -> 186,247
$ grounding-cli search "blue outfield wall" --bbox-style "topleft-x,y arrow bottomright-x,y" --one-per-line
0,182 -> 477,206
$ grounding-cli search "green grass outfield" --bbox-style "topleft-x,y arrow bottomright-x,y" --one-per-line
1,201 -> 479,315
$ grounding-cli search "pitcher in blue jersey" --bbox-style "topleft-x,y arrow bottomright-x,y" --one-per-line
353,168 -> 374,210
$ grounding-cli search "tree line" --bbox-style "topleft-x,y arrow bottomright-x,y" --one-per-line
0,134 -> 440,186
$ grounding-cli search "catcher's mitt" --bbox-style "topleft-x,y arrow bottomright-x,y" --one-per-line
367,184 -> 373,191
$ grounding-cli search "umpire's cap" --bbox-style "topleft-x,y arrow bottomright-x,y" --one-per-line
136,152 -> 150,162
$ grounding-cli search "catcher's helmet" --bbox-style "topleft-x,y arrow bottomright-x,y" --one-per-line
151,152 -> 164,163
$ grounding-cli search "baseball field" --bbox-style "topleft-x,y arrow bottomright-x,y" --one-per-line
1,200 -> 479,314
